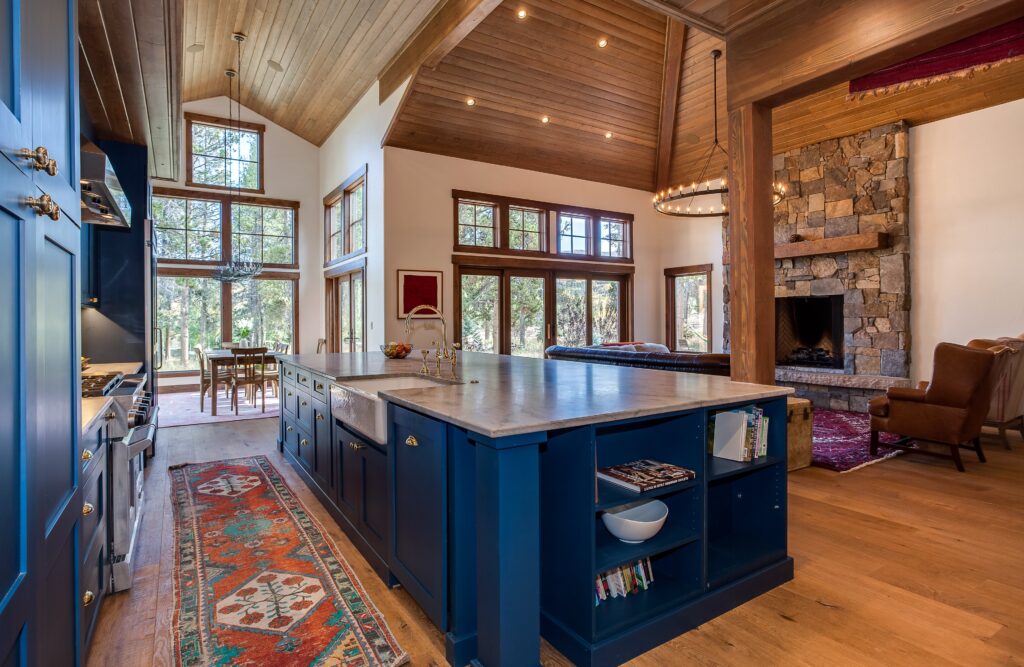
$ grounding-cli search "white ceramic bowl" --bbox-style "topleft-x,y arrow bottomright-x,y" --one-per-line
601,499 -> 669,544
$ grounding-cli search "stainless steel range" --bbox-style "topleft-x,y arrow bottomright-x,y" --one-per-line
83,371 -> 158,592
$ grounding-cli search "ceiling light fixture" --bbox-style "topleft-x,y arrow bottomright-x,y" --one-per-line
466,97 -> 476,107
267,59 -> 283,72
186,43 -> 204,53
597,37 -> 608,48
541,115 -> 550,124
653,50 -> 785,218
516,8 -> 527,20
604,131 -> 612,139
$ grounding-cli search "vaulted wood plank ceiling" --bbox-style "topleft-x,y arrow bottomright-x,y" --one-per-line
384,0 -> 1024,192
181,0 -> 443,146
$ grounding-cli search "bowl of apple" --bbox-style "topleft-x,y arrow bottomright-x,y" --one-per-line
380,342 -> 413,359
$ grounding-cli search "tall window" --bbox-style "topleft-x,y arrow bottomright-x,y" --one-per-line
232,203 -> 295,265
231,279 -> 295,350
186,113 -> 264,193
156,275 -> 222,372
457,200 -> 497,248
326,263 -> 366,353
666,265 -> 712,352
558,213 -> 590,256
325,166 -> 367,265
153,195 -> 222,261
456,264 -> 630,355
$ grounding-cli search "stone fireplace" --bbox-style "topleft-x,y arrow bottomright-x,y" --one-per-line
723,121 -> 914,411
776,295 -> 844,369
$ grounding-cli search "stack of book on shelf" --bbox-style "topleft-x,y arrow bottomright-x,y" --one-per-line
597,459 -> 696,494
595,558 -> 654,606
710,406 -> 770,462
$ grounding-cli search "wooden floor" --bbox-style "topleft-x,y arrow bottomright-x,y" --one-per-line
87,418 -> 1024,667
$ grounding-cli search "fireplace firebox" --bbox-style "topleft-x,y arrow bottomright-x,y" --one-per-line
775,295 -> 844,369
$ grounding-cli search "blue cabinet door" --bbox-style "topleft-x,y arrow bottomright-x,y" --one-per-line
389,406 -> 447,628
360,443 -> 388,559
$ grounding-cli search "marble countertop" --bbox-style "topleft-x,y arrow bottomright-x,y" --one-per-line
279,352 -> 792,438
81,361 -> 144,434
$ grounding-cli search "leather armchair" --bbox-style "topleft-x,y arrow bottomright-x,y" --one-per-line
868,342 -> 1014,472
967,336 -> 1024,448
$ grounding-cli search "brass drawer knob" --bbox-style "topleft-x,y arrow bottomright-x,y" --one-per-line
81,449 -> 93,462
405,435 -> 419,447
105,410 -> 116,420
82,590 -> 95,607
286,426 -> 294,432
348,441 -> 365,451
300,438 -> 309,447
316,413 -> 324,421
82,502 -> 94,517
315,383 -> 323,391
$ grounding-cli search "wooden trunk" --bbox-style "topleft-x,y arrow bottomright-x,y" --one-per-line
787,397 -> 813,472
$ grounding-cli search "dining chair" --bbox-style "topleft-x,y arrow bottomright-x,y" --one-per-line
230,347 -> 269,414
195,346 -> 231,412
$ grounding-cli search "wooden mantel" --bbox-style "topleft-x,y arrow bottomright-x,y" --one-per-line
724,232 -> 889,264
775,232 -> 889,259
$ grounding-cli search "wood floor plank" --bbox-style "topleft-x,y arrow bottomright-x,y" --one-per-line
86,419 -> 1024,666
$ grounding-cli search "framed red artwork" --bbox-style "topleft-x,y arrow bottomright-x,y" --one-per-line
397,270 -> 443,318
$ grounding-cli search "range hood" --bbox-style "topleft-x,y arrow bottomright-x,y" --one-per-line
80,140 -> 132,227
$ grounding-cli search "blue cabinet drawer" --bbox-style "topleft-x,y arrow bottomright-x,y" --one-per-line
281,363 -> 298,387
310,375 -> 330,404
389,406 -> 447,629
283,385 -> 298,417
295,392 -> 315,433
80,445 -> 107,555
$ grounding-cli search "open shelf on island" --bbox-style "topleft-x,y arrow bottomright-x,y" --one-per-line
595,477 -> 699,511
594,524 -> 699,574
707,455 -> 782,482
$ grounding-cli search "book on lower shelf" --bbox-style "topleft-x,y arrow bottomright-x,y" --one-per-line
596,459 -> 697,494
595,558 -> 654,606
710,407 -> 770,463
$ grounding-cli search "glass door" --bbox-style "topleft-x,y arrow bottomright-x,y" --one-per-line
507,272 -> 548,357
459,271 -> 501,353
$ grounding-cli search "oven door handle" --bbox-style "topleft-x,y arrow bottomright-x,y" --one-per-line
124,422 -> 156,458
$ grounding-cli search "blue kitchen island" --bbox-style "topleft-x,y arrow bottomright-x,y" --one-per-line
277,352 -> 793,667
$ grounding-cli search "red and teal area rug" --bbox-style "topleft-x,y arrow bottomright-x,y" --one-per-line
170,455 -> 408,666
812,409 -> 902,473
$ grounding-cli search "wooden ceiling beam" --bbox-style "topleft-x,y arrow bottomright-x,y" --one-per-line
655,19 -> 686,190
378,0 -> 503,103
628,0 -> 725,38
726,0 -> 1024,110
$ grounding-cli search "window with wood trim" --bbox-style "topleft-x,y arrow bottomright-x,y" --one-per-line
186,113 -> 264,193
457,200 -> 498,248
232,202 -> 295,265
325,260 -> 366,354
455,261 -> 631,356
452,190 -> 631,262
665,264 -> 712,353
325,166 -> 367,266
153,195 -> 222,261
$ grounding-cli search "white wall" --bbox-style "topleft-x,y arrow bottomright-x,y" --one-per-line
909,98 -> 1024,381
164,97 -> 321,355
382,147 -> 698,349
318,81 -> 408,350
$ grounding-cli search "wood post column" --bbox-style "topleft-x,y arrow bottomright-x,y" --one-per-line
727,102 -> 776,385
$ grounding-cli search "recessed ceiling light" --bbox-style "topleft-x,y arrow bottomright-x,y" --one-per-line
516,8 -> 527,20
541,115 -> 550,124
186,42 -> 205,53
604,131 -> 613,139
597,37 -> 608,48
267,59 -> 283,72
466,97 -> 476,107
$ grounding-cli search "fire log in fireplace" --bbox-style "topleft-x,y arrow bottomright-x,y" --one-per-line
775,295 -> 844,369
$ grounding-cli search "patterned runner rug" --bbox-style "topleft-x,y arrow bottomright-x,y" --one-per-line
170,455 -> 408,666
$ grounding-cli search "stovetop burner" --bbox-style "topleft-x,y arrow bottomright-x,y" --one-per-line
82,372 -> 123,398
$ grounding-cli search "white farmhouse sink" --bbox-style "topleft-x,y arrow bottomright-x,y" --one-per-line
330,375 -> 455,444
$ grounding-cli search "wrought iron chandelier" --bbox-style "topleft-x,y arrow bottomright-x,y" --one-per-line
217,32 -> 263,283
653,50 -> 786,218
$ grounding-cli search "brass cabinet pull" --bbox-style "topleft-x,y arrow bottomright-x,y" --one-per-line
286,426 -> 294,432
17,146 -> 57,175
82,502 -> 94,517
81,449 -> 93,462
26,194 -> 60,220
405,435 -> 419,447
315,413 -> 324,421
348,441 -> 365,451
300,438 -> 309,447
82,590 -> 95,607
105,410 -> 115,420
301,400 -> 308,407
315,382 -> 323,391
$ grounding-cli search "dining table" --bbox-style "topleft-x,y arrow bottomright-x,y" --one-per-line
204,349 -> 279,416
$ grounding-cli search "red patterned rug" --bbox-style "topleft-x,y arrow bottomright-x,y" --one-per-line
812,409 -> 902,473
170,455 -> 408,666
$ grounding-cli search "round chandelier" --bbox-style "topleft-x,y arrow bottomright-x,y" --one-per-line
653,50 -> 786,218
